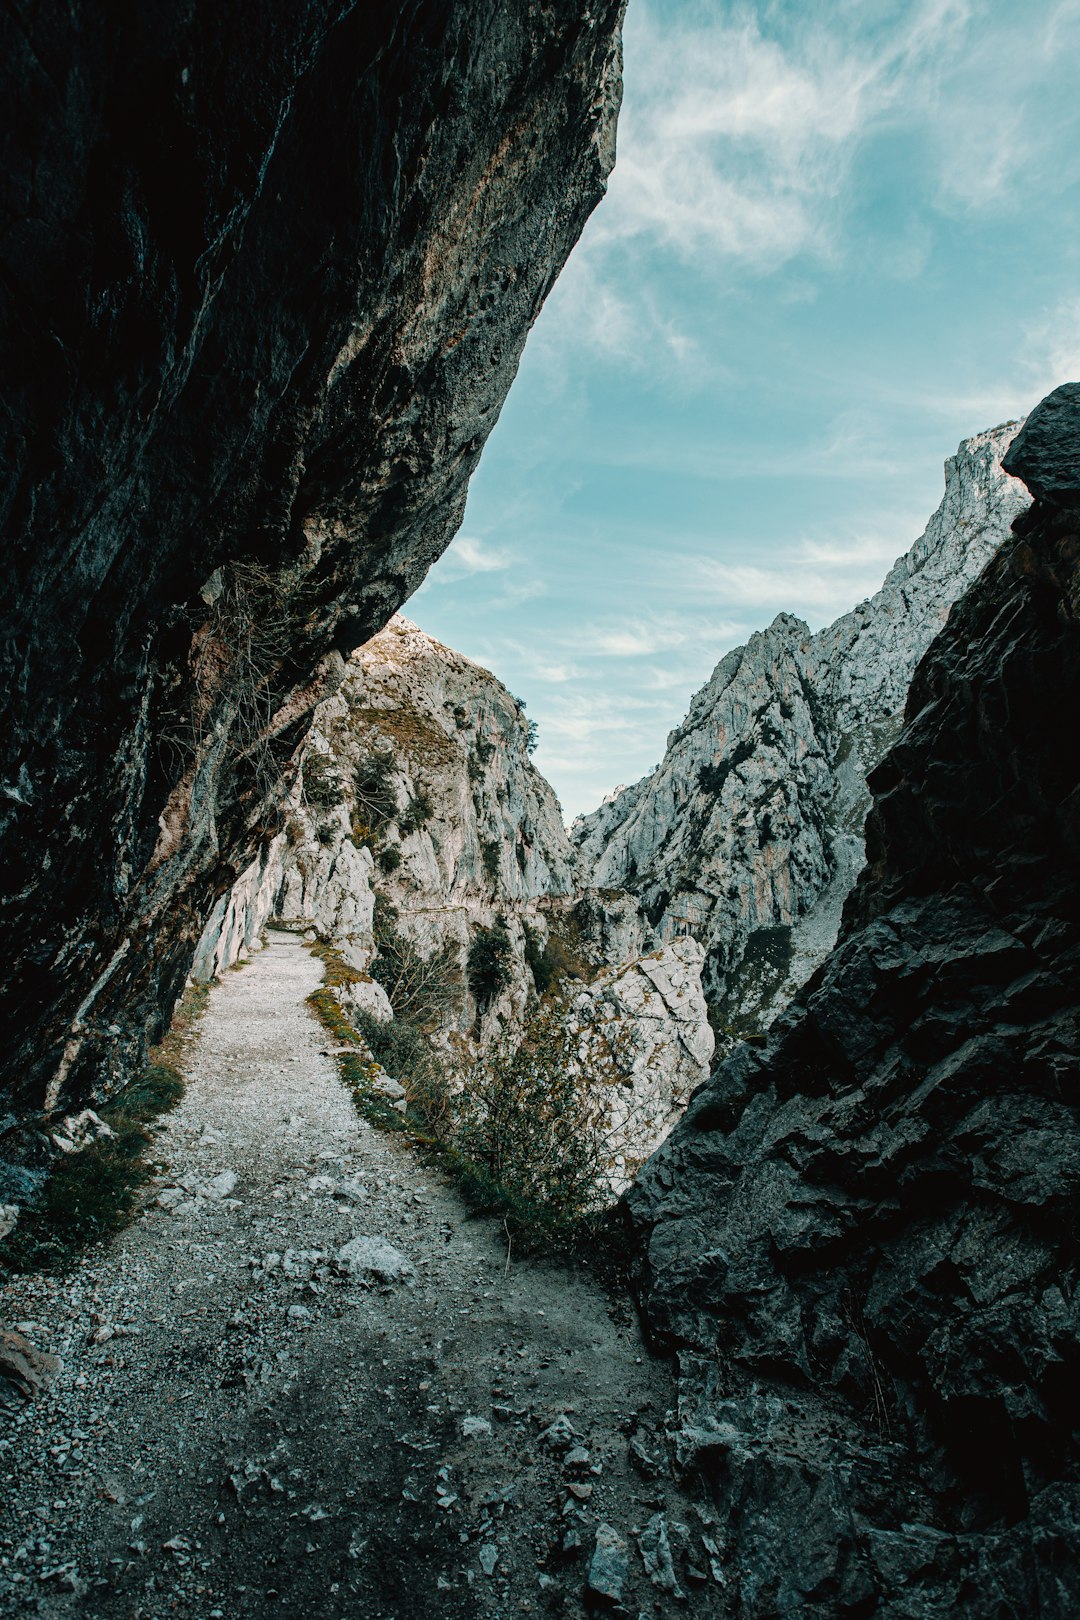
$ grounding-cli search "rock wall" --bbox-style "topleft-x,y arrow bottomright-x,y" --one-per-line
625,386 -> 1080,1617
573,424 -> 1029,1034
0,1 -> 625,1118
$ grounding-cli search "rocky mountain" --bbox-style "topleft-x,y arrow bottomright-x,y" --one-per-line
0,1 -> 626,1123
573,423 -> 1030,1035
625,385 -> 1080,1616
191,617 -> 712,1180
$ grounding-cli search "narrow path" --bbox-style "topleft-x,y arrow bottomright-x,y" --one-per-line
2,936 -> 716,1618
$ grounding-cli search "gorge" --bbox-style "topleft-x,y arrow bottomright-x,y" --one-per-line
1,6 -> 1078,1619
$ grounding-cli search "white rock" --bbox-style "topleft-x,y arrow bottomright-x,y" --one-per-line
202,1170 -> 238,1201
335,1235 -> 414,1284
51,1109 -> 114,1155
461,1415 -> 492,1439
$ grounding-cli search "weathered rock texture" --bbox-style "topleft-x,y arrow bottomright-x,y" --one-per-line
626,386 -> 1080,1617
565,937 -> 714,1192
270,613 -> 580,1030
0,1 -> 625,1117
573,424 -> 1029,1034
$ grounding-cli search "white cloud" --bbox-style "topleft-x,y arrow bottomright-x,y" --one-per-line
691,512 -> 928,627
433,533 -> 513,579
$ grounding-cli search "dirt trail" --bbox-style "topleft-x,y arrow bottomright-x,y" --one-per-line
1,935 -> 719,1619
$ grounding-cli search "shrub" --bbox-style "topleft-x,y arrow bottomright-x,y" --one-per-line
474,740 -> 496,765
480,837 -> 500,885
378,844 -> 403,874
526,719 -> 539,754
523,923 -> 557,996
697,738 -> 754,797
452,1002 -> 611,1248
316,820 -> 337,847
371,900 -> 462,1032
353,748 -> 397,825
398,788 -> 433,836
467,922 -> 512,1007
303,751 -> 344,809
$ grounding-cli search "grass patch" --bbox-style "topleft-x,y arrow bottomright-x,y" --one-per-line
1,982 -> 209,1274
1,1070 -> 184,1273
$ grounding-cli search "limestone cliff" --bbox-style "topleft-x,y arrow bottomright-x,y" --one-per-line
573,424 -> 1030,1034
626,385 -> 1080,1617
0,1 -> 625,1121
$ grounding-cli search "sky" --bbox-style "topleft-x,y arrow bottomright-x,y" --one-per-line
408,0 -> 1080,821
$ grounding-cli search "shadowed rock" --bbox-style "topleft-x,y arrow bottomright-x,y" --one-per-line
0,2 -> 625,1120
627,384 -> 1080,1617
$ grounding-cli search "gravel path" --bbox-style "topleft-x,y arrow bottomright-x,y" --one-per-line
1,935 -> 719,1618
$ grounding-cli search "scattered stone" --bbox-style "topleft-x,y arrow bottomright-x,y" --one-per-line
0,1203 -> 18,1240
479,1545 -> 499,1576
335,1235 -> 414,1284
461,1415 -> 493,1440
628,1435 -> 660,1478
564,1445 -> 591,1472
567,1482 -> 593,1501
0,1327 -> 61,1408
588,1523 -> 628,1604
637,1513 -> 683,1598
286,1305 -> 311,1323
203,1169 -> 238,1200
539,1413 -> 578,1453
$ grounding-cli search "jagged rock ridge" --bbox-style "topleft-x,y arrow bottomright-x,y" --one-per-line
0,1 -> 625,1122
573,424 -> 1030,1033
626,385 -> 1080,1618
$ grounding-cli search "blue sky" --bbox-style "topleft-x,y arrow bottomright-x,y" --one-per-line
409,0 -> 1080,820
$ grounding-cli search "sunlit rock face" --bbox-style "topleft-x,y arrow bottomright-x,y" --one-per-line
573,423 -> 1030,1035
626,386 -> 1080,1618
263,614 -> 580,1026
564,936 -> 714,1193
0,2 -> 625,1116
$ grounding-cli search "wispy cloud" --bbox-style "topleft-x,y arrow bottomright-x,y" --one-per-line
690,514 -> 929,626
432,533 -> 513,579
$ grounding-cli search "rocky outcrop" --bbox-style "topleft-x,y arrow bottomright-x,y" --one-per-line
625,385 -> 1080,1617
248,615 -> 582,1025
573,424 -> 1029,1034
565,937 -> 714,1192
0,2 -> 625,1119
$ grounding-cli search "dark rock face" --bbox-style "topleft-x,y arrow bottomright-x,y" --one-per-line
627,394 -> 1080,1616
0,3 -> 623,1116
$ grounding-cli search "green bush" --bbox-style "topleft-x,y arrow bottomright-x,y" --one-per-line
378,844 -> 403,874
452,1002 -> 610,1249
523,923 -> 557,996
303,752 -> 344,808
467,922 -> 512,1007
398,788 -> 433,836
480,837 -> 500,884
353,748 -> 397,825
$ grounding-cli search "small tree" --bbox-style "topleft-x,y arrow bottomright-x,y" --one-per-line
354,748 -> 398,825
